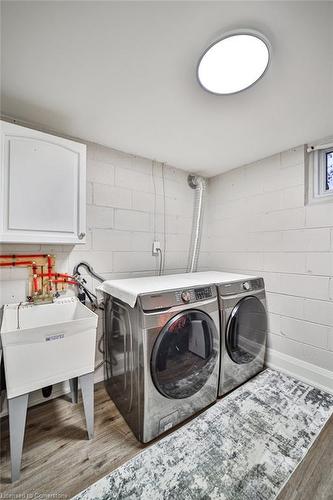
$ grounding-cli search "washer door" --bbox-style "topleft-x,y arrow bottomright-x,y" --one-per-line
226,296 -> 267,364
151,310 -> 218,399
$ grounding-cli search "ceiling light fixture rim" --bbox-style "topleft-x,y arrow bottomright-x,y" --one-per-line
196,28 -> 272,96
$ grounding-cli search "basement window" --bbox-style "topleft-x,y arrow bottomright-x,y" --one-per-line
307,144 -> 333,204
325,150 -> 333,191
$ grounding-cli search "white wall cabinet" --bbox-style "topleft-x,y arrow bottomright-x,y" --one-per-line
0,121 -> 86,244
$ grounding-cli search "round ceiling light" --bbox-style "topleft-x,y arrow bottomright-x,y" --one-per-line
197,30 -> 271,95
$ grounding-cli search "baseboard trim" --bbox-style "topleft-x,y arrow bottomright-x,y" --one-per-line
266,348 -> 333,395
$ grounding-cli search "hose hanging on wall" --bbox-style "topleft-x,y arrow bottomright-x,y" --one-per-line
72,261 -> 104,307
187,174 -> 207,273
72,261 -> 105,283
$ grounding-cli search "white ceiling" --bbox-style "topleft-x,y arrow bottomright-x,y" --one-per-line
1,1 -> 332,177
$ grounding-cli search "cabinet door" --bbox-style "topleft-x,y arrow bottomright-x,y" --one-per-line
0,121 -> 86,244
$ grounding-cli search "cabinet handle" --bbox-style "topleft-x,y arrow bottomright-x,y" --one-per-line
78,232 -> 86,240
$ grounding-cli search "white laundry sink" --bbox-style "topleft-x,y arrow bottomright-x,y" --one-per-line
1,297 -> 98,399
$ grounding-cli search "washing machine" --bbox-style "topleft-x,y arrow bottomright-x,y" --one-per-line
103,280 -> 220,443
217,276 -> 267,396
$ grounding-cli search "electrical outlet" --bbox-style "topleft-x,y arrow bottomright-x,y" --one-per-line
152,240 -> 161,255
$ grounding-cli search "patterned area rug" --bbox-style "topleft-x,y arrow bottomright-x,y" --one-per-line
74,369 -> 333,500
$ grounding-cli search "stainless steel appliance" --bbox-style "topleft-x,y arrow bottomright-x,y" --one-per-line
104,284 -> 220,442
217,277 -> 267,396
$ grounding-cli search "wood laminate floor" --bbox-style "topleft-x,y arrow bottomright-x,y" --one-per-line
0,383 -> 332,500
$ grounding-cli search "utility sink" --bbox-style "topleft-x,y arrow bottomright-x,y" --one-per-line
1,297 -> 98,399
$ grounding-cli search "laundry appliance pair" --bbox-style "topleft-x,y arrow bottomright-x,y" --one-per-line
99,271 -> 267,442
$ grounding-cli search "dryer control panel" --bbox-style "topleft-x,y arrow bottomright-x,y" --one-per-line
218,277 -> 264,297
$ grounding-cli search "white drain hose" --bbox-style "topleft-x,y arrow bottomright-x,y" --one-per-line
187,175 -> 207,273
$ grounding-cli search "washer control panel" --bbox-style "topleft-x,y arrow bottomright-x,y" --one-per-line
141,285 -> 215,311
175,289 -> 195,303
175,286 -> 213,304
181,290 -> 192,303
195,286 -> 213,300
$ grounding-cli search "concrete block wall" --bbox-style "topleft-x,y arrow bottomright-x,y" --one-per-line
0,139 -> 194,410
1,130 -> 332,398
70,142 -> 194,280
0,141 -> 194,307
202,145 -> 333,392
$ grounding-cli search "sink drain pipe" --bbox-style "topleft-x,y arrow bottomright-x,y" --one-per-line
187,174 -> 207,273
72,261 -> 105,370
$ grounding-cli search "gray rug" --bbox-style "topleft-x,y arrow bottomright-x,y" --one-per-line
74,369 -> 333,500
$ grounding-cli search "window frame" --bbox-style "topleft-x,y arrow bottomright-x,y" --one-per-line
314,148 -> 333,199
307,145 -> 333,205
324,150 -> 333,192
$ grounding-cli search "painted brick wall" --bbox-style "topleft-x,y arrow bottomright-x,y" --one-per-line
201,145 -> 333,391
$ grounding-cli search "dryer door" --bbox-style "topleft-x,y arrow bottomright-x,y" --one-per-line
151,310 -> 218,399
226,296 -> 267,364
